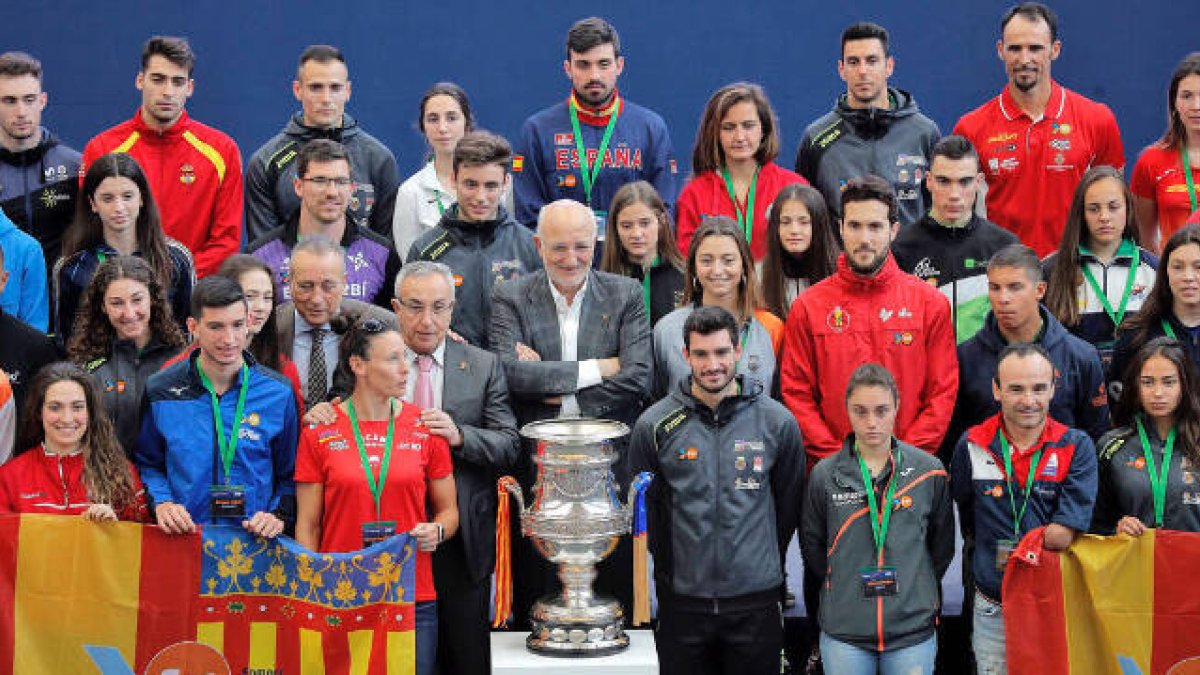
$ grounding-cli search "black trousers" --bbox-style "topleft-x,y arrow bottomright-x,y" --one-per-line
432,536 -> 491,675
655,600 -> 783,675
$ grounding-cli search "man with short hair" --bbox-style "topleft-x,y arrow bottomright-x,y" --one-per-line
245,45 -> 400,242
513,17 -> 676,233
892,135 -> 1019,343
782,175 -> 957,466
391,261 -> 519,675
136,275 -> 298,537
951,343 -> 1097,673
82,36 -> 243,278
0,205 -> 48,330
953,3 -> 1124,257
249,139 -> 399,308
274,236 -> 394,409
0,51 -> 81,269
946,243 -> 1109,459
795,22 -> 940,227
407,130 -> 541,348
630,305 -> 803,675
489,198 -> 652,624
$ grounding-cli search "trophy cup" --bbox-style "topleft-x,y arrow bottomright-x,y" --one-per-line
500,417 -> 642,656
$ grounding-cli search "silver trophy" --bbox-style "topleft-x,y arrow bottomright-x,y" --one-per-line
503,417 -> 639,656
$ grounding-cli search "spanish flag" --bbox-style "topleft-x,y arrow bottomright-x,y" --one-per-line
0,514 -> 200,674
1004,527 -> 1200,674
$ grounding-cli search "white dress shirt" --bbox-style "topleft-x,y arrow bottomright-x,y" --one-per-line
547,277 -> 601,417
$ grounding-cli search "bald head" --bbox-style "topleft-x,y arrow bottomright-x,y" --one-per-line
535,200 -> 597,298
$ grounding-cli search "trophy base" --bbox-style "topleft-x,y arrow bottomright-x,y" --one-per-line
525,595 -> 629,656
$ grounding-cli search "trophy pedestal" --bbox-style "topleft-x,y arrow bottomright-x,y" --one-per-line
527,593 -> 629,656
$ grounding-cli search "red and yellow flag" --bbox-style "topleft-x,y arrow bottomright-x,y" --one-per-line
0,515 -> 417,674
1004,527 -> 1200,675
0,513 -> 200,674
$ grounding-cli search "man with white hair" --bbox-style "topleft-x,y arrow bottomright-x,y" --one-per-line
489,198 -> 652,625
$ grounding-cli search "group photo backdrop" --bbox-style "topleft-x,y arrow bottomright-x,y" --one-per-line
3,0 -> 1194,182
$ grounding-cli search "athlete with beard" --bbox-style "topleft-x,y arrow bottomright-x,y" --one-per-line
512,17 -> 677,244
953,3 -> 1123,257
630,305 -> 803,675
781,175 -> 957,468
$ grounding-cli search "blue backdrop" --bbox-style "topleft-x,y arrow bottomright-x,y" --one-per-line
3,0 -> 1193,180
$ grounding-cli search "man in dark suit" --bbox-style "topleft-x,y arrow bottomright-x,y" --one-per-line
392,260 -> 521,675
274,236 -> 394,405
489,199 -> 652,627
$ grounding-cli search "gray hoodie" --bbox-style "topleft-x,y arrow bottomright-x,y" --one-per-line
796,87 -> 940,227
244,113 -> 400,241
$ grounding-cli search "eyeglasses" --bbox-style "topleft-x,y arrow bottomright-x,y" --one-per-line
396,300 -> 455,318
302,177 -> 353,188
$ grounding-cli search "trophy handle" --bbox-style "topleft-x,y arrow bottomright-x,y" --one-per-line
499,475 -> 526,518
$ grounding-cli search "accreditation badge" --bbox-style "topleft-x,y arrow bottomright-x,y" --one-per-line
995,538 -> 1016,572
362,520 -> 398,548
209,485 -> 247,519
593,210 -> 608,241
859,566 -> 899,598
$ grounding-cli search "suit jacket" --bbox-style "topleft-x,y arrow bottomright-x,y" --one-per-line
275,298 -> 397,401
437,339 -> 521,584
489,269 -> 652,482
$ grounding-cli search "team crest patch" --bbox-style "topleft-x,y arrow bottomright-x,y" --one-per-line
826,306 -> 850,332
179,164 -> 196,184
893,331 -> 914,346
554,133 -> 573,145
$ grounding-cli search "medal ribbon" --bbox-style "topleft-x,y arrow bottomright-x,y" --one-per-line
720,165 -> 761,245
197,362 -> 250,484
1180,144 -> 1198,213
568,96 -> 621,206
998,431 -> 1044,539
642,256 -> 659,315
1079,241 -> 1140,328
856,441 -> 901,566
1135,417 -> 1176,528
348,398 -> 396,520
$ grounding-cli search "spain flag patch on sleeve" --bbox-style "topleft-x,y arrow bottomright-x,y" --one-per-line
512,155 -> 524,172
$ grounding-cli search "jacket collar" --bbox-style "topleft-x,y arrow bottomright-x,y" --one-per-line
999,80 -> 1066,122
833,251 -> 902,290
130,108 -> 190,138
966,412 -> 1069,455
568,90 -> 624,126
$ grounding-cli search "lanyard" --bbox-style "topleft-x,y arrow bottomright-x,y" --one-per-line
1079,243 -> 1140,328
720,165 -> 761,245
96,249 -> 108,264
1135,418 -> 1176,528
856,442 -> 900,562
432,189 -> 447,216
1162,319 -> 1177,339
568,98 -> 621,206
1181,144 -> 1199,214
197,363 -> 251,484
347,398 -> 396,520
997,431 -> 1044,539
642,256 -> 659,315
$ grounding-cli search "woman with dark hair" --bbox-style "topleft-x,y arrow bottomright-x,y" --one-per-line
758,184 -> 838,319
1043,166 -> 1158,372
599,180 -> 686,325
675,82 -> 807,261
393,82 -> 475,257
295,318 -> 457,675
67,256 -> 184,454
1132,53 -> 1200,252
653,216 -> 784,397
1111,224 -> 1200,389
53,152 -> 195,342
0,361 -> 147,522
216,254 -> 304,406
801,364 -> 952,675
1093,337 -> 1200,534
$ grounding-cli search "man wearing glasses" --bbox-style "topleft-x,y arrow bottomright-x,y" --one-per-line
274,236 -> 395,409
250,139 -> 400,309
407,130 -> 541,348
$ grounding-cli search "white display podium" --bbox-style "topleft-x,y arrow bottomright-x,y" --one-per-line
492,629 -> 658,674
